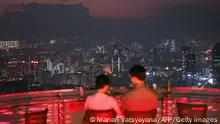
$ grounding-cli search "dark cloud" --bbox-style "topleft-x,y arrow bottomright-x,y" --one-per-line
0,0 -> 220,18
0,3 -> 219,40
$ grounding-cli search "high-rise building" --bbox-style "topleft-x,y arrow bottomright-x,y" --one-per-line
66,56 -> 72,66
37,59 -> 52,71
152,48 -> 160,64
52,63 -> 64,75
111,57 -> 114,73
212,43 -> 220,87
199,53 -> 206,64
52,74 -> 66,85
97,46 -> 105,54
171,39 -> 176,52
163,39 -> 170,52
101,46 -> 105,54
0,41 -> 19,49
111,56 -> 122,74
181,46 -> 195,80
188,53 -> 196,72
117,57 -> 121,72
36,70 -> 51,84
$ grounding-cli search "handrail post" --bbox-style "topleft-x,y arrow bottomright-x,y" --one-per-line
57,92 -> 61,124
166,80 -> 171,124
58,98 -> 60,124
168,80 -> 171,94
12,105 -> 16,124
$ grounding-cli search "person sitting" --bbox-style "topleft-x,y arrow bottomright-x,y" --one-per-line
84,74 -> 123,119
121,65 -> 158,115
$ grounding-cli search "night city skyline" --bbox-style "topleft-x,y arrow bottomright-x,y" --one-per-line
0,1 -> 220,123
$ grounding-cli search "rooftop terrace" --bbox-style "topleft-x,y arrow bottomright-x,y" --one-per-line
0,87 -> 219,124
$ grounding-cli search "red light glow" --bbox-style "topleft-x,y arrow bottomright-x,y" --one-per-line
172,87 -> 220,92
0,89 -> 76,98
192,107 -> 204,111
2,111 -> 13,115
0,87 -> 219,123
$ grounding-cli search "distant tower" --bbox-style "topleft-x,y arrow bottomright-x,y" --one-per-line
46,59 -> 53,71
101,46 -> 105,54
117,57 -> 121,72
111,57 -> 114,73
98,46 -> 105,54
181,46 -> 191,80
171,39 -> 176,52
28,56 -> 32,74
98,47 -> 101,53
166,39 -> 170,52
212,43 -> 220,87
58,63 -> 64,73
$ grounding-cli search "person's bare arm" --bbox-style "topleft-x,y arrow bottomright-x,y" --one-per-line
110,97 -> 123,117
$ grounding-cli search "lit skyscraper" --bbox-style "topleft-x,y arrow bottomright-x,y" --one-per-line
111,57 -> 114,73
171,39 -> 176,52
117,57 -> 122,72
181,46 -> 191,80
162,39 -> 176,52
212,43 -> 220,87
111,56 -> 122,75
0,41 -> 19,49
97,46 -> 105,54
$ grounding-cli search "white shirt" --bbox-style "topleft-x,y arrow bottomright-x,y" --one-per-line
84,93 -> 122,117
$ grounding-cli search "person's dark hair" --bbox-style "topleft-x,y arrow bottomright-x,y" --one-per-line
95,74 -> 110,89
78,85 -> 85,88
129,65 -> 146,81
78,85 -> 85,90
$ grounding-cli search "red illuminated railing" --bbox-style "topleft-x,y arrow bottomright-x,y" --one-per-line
0,97 -> 82,124
162,93 -> 220,119
0,87 -> 219,124
0,89 -> 76,98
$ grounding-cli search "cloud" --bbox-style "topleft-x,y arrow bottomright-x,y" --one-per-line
0,0 -> 219,18
0,0 -> 82,16
82,0 -> 220,18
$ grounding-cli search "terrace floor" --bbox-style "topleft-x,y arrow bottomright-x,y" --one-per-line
0,87 -> 219,124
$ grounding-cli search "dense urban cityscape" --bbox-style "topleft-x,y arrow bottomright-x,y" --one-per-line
0,3 -> 219,95
0,37 -> 219,94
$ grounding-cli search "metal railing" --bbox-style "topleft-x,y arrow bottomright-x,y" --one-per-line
0,87 -> 219,124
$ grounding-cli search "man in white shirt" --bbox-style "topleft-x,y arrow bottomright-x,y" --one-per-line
84,74 -> 122,117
